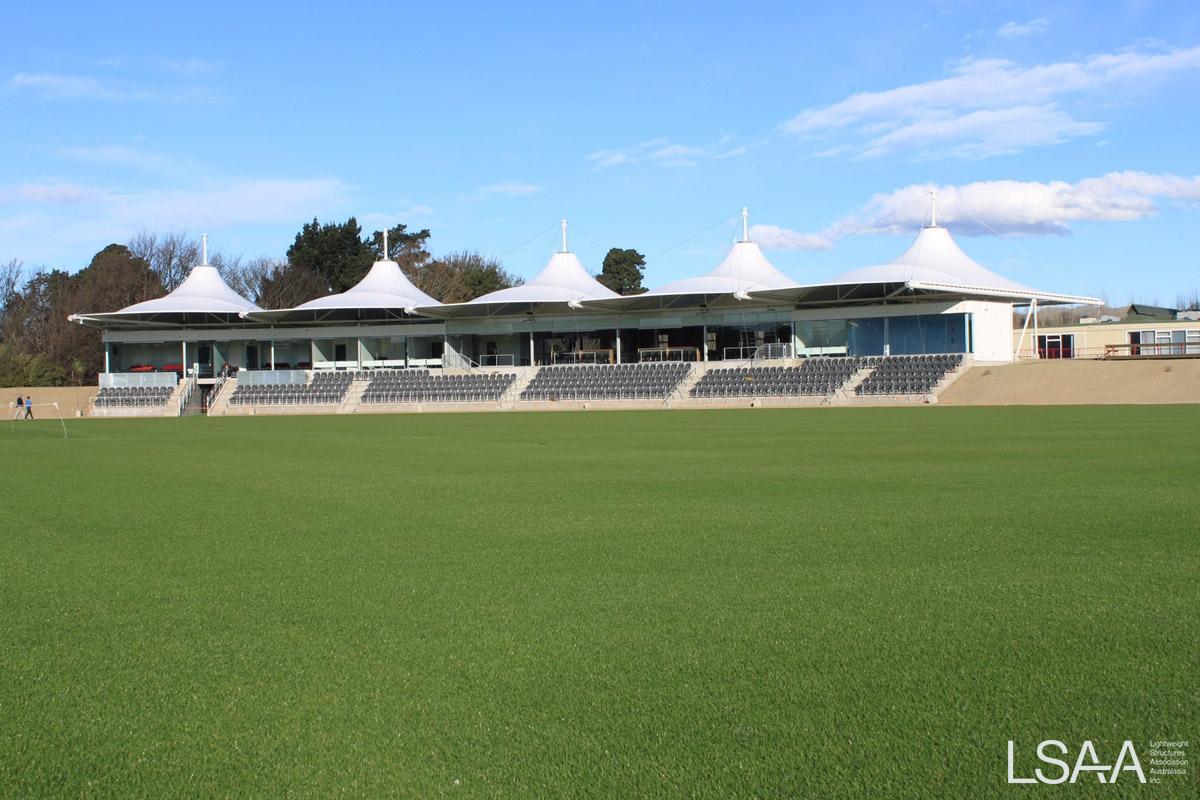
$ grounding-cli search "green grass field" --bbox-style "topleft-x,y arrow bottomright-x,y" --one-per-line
2,407 -> 1197,798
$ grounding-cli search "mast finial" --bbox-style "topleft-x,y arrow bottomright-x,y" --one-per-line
929,191 -> 937,228
201,233 -> 208,265
741,207 -> 749,242
561,218 -> 568,253
382,227 -> 389,259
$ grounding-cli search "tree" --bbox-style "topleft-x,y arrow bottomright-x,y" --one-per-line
128,230 -> 200,291
372,223 -> 432,274
405,250 -> 522,304
64,245 -> 164,381
597,248 -> 647,295
256,260 -> 328,310
287,218 -> 373,293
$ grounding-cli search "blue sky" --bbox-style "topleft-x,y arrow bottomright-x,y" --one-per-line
1,0 -> 1198,303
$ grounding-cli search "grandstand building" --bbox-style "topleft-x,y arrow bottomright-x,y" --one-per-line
70,209 -> 1103,414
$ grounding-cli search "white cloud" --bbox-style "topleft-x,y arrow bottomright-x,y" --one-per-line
151,56 -> 219,77
781,46 -> 1200,159
7,71 -> 218,104
749,224 -> 831,251
55,144 -> 178,172
0,182 -> 104,204
587,135 -> 746,168
359,205 -> 435,227
0,177 -> 349,240
473,181 -> 541,200
8,72 -> 149,101
997,19 -> 1050,38
858,105 -> 1105,160
753,171 -> 1200,249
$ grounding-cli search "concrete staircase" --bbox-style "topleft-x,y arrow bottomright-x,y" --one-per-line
837,365 -> 876,400
337,377 -> 372,414
500,366 -> 539,409
666,363 -> 705,406
206,377 -> 236,416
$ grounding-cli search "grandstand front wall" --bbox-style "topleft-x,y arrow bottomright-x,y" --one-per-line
99,299 -> 1017,375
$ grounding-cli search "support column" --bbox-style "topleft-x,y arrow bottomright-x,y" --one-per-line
104,343 -> 111,373
529,331 -> 535,366
702,324 -> 709,362
615,330 -> 622,364
181,341 -> 188,376
270,341 -> 276,370
356,337 -> 363,369
311,340 -> 317,370
1032,298 -> 1040,359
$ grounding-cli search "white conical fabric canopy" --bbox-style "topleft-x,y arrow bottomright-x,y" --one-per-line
469,251 -> 618,305
415,248 -> 617,318
291,258 -> 439,311
747,223 -> 1100,306
583,239 -> 795,312
70,249 -> 262,327
118,265 -> 262,315
828,225 -> 1041,295
648,240 -> 794,296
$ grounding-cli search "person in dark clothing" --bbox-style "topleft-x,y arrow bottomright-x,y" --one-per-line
14,396 -> 23,420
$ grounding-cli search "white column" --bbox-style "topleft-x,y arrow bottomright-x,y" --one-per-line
181,341 -> 187,375
104,343 -> 111,373
702,325 -> 709,362
529,331 -> 535,366
356,337 -> 363,369
270,341 -> 276,369
1032,298 -> 1040,359
311,340 -> 317,369
615,330 -> 622,364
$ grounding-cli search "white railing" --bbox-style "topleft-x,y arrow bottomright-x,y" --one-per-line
552,350 -> 614,365
479,354 -> 516,367
205,373 -> 229,413
175,376 -> 196,416
754,343 -> 794,360
100,371 -> 178,389
637,347 -> 699,363
722,344 -> 793,361
443,350 -> 480,370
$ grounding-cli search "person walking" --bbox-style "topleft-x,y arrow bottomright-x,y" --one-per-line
24,394 -> 33,420
14,395 -> 23,420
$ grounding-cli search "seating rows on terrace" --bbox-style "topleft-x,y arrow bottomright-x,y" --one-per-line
520,362 -> 691,401
690,358 -> 865,398
94,385 -> 174,408
361,370 -> 516,403
855,354 -> 964,396
228,371 -> 354,406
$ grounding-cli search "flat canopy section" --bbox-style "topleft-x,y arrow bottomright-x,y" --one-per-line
416,251 -> 618,319
245,258 -> 440,324
749,225 -> 1101,308
71,264 -> 262,328
584,240 -> 796,312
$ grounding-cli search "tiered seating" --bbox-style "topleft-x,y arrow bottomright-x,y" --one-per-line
228,371 -> 354,406
361,369 -> 516,403
94,386 -> 174,408
855,354 -> 963,396
521,363 -> 691,401
691,358 -> 864,398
